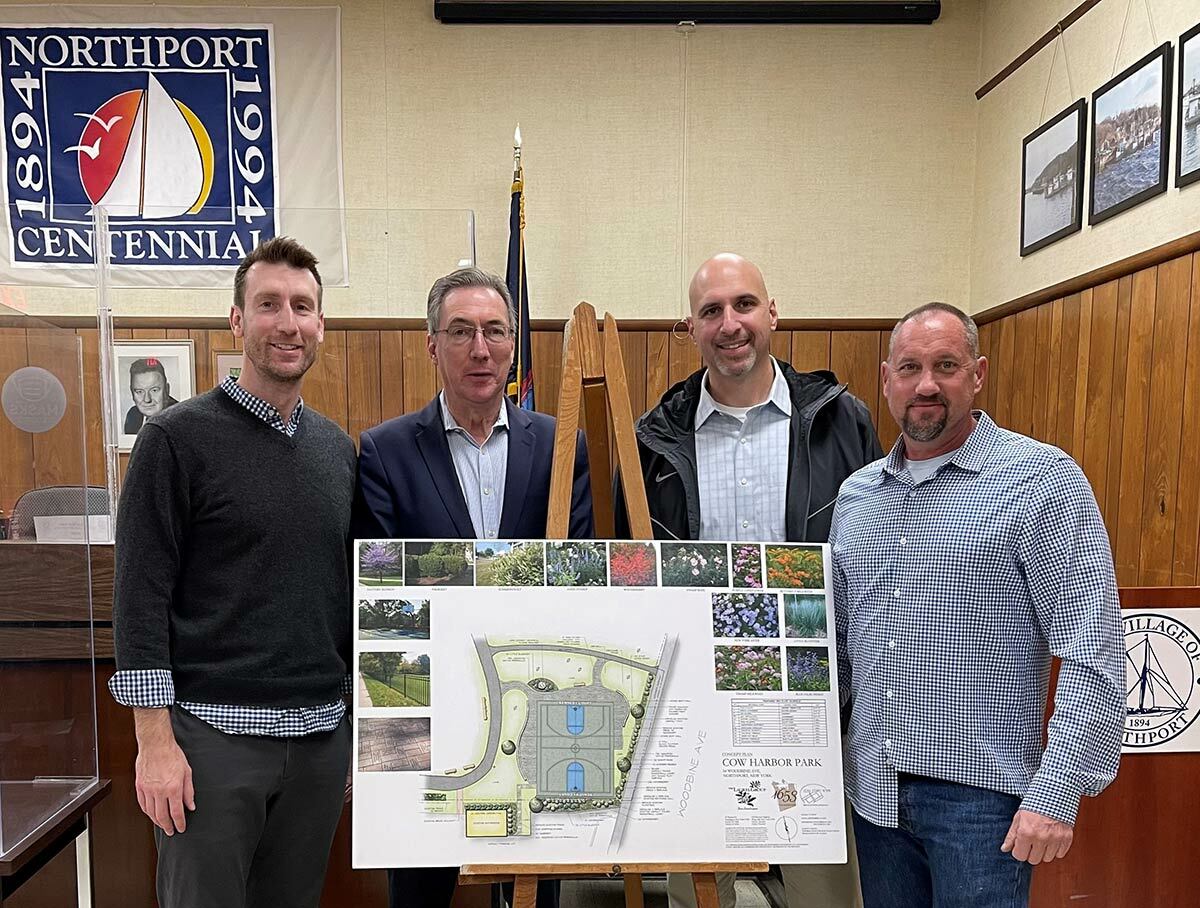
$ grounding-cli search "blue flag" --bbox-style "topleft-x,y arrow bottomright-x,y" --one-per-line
505,168 -> 534,410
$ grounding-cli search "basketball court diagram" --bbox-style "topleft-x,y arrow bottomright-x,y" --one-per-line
424,634 -> 675,845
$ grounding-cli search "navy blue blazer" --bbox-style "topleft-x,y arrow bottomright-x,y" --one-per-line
353,396 -> 594,540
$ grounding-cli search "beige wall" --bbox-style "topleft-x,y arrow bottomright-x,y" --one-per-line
13,0 -> 981,320
971,0 -> 1200,311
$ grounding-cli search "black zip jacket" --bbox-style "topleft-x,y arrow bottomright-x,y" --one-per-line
615,362 -> 884,543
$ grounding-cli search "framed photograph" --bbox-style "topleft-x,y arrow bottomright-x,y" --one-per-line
111,340 -> 195,451
1177,22 -> 1200,188
1090,43 -> 1173,225
1021,99 -> 1086,256
212,349 -> 242,386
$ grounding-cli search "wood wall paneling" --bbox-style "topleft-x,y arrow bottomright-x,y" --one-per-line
346,330 -> 382,445
1026,303 -> 1050,442
400,331 -> 438,414
1138,258 -> 1193,586
1113,270 -> 1158,585
1079,281 -> 1118,506
644,332 -> 669,408
1103,276 -> 1134,539
1070,289 -> 1093,465
874,331 -> 900,453
829,331 -> 881,430
792,330 -> 831,374
1173,257 -> 1200,585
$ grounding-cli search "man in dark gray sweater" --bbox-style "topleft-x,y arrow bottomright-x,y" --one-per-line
110,237 -> 356,908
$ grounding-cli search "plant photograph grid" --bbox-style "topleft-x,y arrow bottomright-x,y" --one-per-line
711,592 -> 780,638
358,541 -> 404,586
786,646 -> 831,692
765,544 -> 825,589
405,541 -> 474,586
358,598 -> 430,639
714,645 -> 782,691
609,541 -> 658,587
661,543 -> 729,587
546,540 -> 608,586
475,541 -> 545,586
783,593 -> 828,639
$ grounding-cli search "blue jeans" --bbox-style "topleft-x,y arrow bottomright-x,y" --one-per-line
852,774 -> 1032,908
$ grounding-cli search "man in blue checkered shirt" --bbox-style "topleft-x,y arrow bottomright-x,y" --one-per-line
830,303 -> 1123,908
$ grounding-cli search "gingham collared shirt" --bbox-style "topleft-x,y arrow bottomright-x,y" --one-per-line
441,391 -> 509,539
694,358 -> 791,541
107,378 -> 351,736
830,412 -> 1124,827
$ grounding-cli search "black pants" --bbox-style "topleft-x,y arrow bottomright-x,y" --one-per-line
387,868 -> 560,908
156,707 -> 351,908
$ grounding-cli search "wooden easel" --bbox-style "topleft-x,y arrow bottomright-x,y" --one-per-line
457,303 -> 767,907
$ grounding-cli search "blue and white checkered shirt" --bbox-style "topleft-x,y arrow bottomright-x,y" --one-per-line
441,391 -> 509,539
830,412 -> 1123,828
694,358 -> 791,541
107,378 -> 350,736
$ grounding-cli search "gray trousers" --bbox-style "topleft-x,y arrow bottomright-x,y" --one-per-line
155,706 -> 352,908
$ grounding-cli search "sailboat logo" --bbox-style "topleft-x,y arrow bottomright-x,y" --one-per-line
65,73 -> 215,220
1122,612 -> 1200,748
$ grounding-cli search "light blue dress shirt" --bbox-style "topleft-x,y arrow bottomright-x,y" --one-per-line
694,358 -> 792,541
440,391 -> 509,539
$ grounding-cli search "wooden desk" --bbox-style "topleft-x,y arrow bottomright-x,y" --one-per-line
0,543 -> 112,660
0,779 -> 110,907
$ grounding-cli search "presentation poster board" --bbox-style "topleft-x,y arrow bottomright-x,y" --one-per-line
351,539 -> 847,868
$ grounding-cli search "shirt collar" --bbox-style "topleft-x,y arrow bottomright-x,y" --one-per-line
439,391 -> 509,435
221,376 -> 304,429
695,357 -> 791,429
881,410 -> 997,479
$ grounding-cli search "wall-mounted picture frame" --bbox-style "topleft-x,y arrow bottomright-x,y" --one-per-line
212,350 -> 242,387
1090,42 -> 1173,225
111,340 -> 195,451
1177,22 -> 1200,189
1021,99 -> 1086,256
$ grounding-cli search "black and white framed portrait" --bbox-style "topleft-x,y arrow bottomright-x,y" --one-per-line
1090,43 -> 1173,224
1021,99 -> 1086,256
111,340 -> 195,451
1177,22 -> 1200,188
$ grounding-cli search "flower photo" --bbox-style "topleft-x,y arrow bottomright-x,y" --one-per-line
765,545 -> 825,589
711,593 -> 779,638
609,542 -> 658,587
786,646 -> 831,692
714,645 -> 781,691
661,543 -> 729,587
731,544 -> 763,588
546,541 -> 608,586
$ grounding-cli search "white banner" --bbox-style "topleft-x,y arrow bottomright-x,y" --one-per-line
0,5 -> 346,287
352,539 -> 847,868
1122,608 -> 1200,753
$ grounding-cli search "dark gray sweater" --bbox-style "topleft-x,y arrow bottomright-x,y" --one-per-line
113,387 -> 356,708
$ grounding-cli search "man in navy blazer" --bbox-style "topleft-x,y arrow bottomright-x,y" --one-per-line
353,267 -> 592,908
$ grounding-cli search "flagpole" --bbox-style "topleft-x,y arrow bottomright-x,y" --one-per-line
512,124 -> 525,404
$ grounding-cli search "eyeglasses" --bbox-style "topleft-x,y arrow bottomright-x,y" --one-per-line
434,324 -> 513,346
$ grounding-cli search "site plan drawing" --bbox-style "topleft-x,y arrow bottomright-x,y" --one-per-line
423,635 -> 675,848
352,539 -> 848,868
